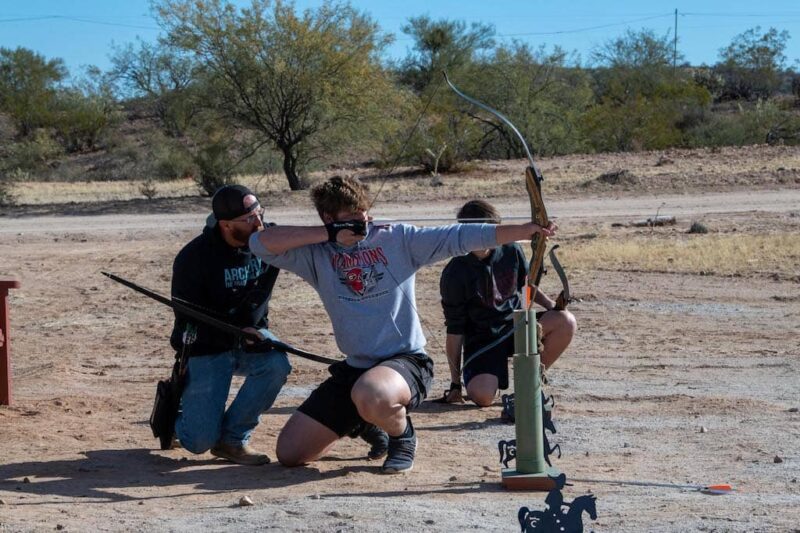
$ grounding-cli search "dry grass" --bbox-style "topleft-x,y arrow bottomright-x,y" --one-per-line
7,178 -> 199,205
8,144 -> 799,206
561,233 -> 800,278
5,174 -> 298,205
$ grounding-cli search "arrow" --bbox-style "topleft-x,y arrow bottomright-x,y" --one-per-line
572,477 -> 734,495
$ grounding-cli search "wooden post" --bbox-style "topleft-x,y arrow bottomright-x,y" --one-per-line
1,277 -> 20,406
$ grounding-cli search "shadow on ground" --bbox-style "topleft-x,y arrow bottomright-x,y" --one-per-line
0,448 -> 369,504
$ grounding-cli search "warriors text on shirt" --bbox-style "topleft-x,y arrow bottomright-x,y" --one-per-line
332,247 -> 388,297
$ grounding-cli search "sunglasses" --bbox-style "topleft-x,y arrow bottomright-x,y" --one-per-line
232,207 -> 264,224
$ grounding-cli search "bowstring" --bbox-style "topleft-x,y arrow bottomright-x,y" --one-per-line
365,78 -> 449,362
365,61 -> 507,377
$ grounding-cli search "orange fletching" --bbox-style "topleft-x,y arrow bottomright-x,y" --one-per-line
700,484 -> 733,494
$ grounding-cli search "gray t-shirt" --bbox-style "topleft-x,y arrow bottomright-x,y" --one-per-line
249,223 -> 497,367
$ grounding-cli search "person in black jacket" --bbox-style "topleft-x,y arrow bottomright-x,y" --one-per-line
171,185 -> 291,465
439,200 -> 576,406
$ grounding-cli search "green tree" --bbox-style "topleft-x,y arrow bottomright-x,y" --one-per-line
155,0 -> 397,190
590,28 -> 680,102
591,28 -> 675,69
715,26 -> 791,100
0,47 -> 67,136
398,16 -> 495,92
110,39 -> 202,137
52,66 -> 120,152
583,29 -> 710,151
463,43 -> 592,158
389,17 -> 496,172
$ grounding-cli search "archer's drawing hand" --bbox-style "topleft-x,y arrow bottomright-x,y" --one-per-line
326,219 -> 368,247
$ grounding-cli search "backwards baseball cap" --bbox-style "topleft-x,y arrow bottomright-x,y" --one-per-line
210,185 -> 260,223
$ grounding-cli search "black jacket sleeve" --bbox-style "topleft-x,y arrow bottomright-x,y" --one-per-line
440,259 -> 469,335
171,245 -> 198,352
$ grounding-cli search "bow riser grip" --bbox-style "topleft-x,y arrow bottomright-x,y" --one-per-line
526,167 -> 549,296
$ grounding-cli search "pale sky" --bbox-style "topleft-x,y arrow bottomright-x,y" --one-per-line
1,0 -> 799,76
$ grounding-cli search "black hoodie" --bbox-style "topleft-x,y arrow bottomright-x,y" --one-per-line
169,223 -> 279,356
439,243 -> 526,354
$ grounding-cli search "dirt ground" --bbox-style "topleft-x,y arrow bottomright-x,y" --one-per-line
1,146 -> 799,532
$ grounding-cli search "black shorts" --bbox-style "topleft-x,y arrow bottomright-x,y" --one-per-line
297,352 -> 434,437
463,311 -> 546,390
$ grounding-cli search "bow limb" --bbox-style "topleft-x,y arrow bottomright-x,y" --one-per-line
444,72 -> 565,309
547,245 -> 571,311
101,271 -> 339,365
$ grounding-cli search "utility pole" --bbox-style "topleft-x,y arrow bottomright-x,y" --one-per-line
673,8 -> 678,75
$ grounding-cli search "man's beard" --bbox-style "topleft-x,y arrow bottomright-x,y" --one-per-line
231,223 -> 262,245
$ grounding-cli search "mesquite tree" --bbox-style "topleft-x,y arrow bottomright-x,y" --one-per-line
155,0 -> 395,190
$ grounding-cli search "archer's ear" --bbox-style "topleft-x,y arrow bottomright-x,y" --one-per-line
321,213 -> 334,224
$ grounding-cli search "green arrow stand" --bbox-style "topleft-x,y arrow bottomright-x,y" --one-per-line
501,308 -> 562,490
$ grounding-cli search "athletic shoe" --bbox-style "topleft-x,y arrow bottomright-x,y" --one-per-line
501,393 -> 515,423
360,424 -> 390,460
381,417 -> 417,474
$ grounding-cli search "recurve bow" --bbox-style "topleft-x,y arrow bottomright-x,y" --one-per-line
443,73 -> 570,310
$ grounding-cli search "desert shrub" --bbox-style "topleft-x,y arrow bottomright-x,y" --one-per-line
4,130 -> 63,170
581,96 -> 679,151
792,73 -> 800,103
193,137 -> 234,195
714,27 -> 789,101
595,169 -> 639,186
233,144 -> 284,177
151,140 -> 196,180
582,79 -> 711,152
409,114 -> 479,173
52,90 -> 120,153
0,47 -> 65,136
0,112 -> 15,142
686,100 -> 800,147
684,112 -> 756,147
0,170 -> 20,205
139,178 -> 158,200
688,221 -> 709,234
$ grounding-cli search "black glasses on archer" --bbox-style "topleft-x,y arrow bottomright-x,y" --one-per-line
233,207 -> 264,224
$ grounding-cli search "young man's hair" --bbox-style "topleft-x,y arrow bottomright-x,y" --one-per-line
456,199 -> 501,225
310,176 -> 370,219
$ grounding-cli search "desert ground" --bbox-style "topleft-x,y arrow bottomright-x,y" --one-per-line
1,145 -> 799,532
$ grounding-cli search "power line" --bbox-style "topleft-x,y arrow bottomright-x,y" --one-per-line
0,15 -> 158,30
395,13 -> 674,41
497,13 -> 674,37
682,11 -> 800,17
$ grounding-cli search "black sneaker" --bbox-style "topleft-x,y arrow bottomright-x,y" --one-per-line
501,393 -> 515,423
381,417 -> 417,474
359,423 -> 389,460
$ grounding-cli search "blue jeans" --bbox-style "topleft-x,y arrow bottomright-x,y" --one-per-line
175,338 -> 291,454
